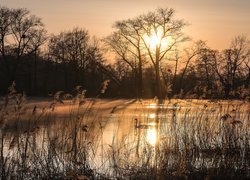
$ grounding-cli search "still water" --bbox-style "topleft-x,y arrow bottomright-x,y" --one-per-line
1,98 -> 250,176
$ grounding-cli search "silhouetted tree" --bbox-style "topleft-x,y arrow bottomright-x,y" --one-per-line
1,6 -> 249,99
0,6 -> 46,88
214,36 -> 249,97
178,41 -> 206,93
48,28 -> 89,89
105,20 -> 147,97
106,8 -> 188,99
244,56 -> 250,88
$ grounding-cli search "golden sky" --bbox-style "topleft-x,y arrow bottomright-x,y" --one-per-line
1,0 -> 249,50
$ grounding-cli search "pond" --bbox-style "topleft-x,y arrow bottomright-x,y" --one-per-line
1,98 -> 250,179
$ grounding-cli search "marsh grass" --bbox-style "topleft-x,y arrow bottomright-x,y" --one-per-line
0,84 -> 249,179
107,99 -> 250,179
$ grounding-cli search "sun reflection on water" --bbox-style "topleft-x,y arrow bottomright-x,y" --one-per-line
149,113 -> 155,119
148,103 -> 157,109
146,128 -> 157,146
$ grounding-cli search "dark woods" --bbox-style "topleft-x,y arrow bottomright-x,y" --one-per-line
1,7 -> 250,99
0,7 -> 115,97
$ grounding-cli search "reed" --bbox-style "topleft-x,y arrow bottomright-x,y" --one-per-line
0,83 -> 249,179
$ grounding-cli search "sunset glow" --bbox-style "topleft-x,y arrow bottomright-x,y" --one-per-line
144,29 -> 168,50
0,0 -> 249,179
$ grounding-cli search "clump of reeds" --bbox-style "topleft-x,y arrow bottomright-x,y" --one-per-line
0,81 -> 249,179
103,99 -> 250,179
0,81 -> 113,179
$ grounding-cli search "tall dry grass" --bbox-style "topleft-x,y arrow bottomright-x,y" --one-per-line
0,83 -> 249,179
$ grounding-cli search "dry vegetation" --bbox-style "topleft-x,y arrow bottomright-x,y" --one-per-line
0,83 -> 250,179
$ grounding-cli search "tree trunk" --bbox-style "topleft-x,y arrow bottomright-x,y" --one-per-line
33,50 -> 38,95
155,63 -> 163,100
204,59 -> 211,90
63,63 -> 68,90
245,69 -> 250,88
138,57 -> 143,98
179,58 -> 192,93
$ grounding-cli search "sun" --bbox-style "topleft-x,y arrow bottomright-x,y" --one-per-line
148,34 -> 161,48
144,29 -> 168,50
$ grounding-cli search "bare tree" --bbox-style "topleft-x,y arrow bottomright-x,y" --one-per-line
244,55 -> 250,88
159,49 -> 180,97
214,36 -> 250,96
0,6 -> 46,86
49,28 -> 121,92
48,28 -> 89,88
0,7 -> 12,74
178,41 -> 206,93
105,19 -> 146,97
106,8 -> 187,99
136,8 -> 188,99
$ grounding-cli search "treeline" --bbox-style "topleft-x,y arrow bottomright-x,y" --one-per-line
0,7 -> 249,99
